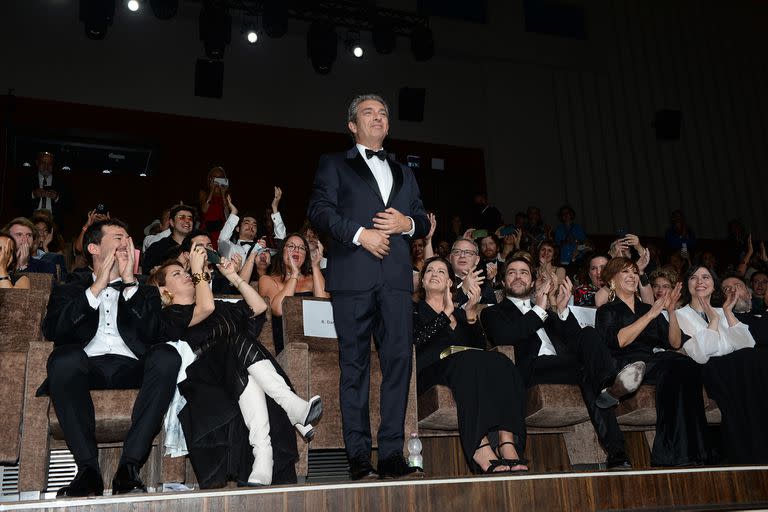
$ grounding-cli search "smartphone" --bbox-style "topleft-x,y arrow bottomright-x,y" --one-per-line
205,248 -> 221,264
499,225 -> 516,236
472,229 -> 488,239
213,177 -> 229,187
615,227 -> 627,238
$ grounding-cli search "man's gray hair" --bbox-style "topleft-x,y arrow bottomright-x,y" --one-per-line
346,94 -> 389,125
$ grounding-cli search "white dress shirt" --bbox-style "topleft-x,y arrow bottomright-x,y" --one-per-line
507,296 -> 569,356
218,212 -> 286,268
83,276 -> 140,359
35,173 -> 54,211
351,144 -> 415,245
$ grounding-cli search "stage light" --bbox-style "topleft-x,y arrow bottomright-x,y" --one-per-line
411,25 -> 434,61
149,0 -> 177,20
346,31 -> 363,58
263,0 -> 288,38
79,0 -> 115,40
247,30 -> 258,43
372,18 -> 396,54
127,0 -> 139,12
199,2 -> 232,59
307,21 -> 337,74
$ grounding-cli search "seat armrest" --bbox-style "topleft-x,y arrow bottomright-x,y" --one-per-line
18,341 -> 54,492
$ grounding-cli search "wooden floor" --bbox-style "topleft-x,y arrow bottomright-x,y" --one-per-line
3,466 -> 768,512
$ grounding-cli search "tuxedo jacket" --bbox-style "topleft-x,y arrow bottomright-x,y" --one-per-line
307,147 -> 429,292
15,174 -> 70,216
481,298 -> 582,381
42,272 -> 162,358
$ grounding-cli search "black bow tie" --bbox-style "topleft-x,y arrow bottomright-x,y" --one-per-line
107,281 -> 137,292
365,148 -> 387,161
239,240 -> 255,247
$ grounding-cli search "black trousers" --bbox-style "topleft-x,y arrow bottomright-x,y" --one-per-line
46,344 -> 181,469
529,327 -> 625,459
331,284 -> 413,460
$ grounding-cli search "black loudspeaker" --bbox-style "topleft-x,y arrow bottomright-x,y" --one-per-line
195,59 -> 224,99
654,109 -> 681,140
399,87 -> 425,122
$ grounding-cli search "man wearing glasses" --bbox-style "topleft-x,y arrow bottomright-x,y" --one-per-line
722,275 -> 768,348
448,238 -> 498,306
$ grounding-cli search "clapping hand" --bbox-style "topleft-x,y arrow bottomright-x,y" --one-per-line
637,247 -> 650,273
698,295 -> 720,331
443,285 -> 455,318
665,282 -> 682,311
462,265 -> 485,290
555,276 -> 573,314
311,239 -> 324,267
534,276 -> 552,310
722,286 -> 738,314
116,236 -> 136,282
93,247 -> 117,293
226,194 -> 238,216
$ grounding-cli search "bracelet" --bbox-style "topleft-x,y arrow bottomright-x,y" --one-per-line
235,279 -> 245,287
191,272 -> 211,286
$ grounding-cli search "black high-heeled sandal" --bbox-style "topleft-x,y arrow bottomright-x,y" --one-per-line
471,442 -> 508,475
496,442 -> 529,473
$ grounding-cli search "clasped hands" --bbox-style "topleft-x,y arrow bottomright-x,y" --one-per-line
359,207 -> 411,259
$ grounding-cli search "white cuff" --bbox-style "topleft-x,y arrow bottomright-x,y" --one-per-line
123,286 -> 139,301
271,212 -> 286,240
85,288 -> 101,309
557,307 -> 570,321
402,216 -> 415,237
531,305 -> 548,321
353,227 -> 364,246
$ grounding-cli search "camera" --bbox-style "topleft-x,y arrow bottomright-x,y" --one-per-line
95,204 -> 108,215
213,177 -> 229,187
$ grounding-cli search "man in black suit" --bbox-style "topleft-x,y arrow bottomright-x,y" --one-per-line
448,237 -> 498,306
481,256 -> 645,469
308,94 -> 429,480
41,219 -> 180,496
142,204 -> 195,272
16,151 -> 69,217
723,275 -> 768,347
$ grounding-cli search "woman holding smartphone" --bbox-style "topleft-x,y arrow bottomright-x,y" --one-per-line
199,166 -> 231,248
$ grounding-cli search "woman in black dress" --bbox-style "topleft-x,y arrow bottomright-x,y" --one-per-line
413,256 -> 528,474
150,244 -> 322,487
595,257 -> 710,466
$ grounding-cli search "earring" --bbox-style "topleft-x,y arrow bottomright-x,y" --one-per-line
608,281 -> 616,302
161,290 -> 174,307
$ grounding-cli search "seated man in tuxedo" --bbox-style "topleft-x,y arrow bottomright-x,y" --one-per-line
481,256 -> 645,469
41,219 -> 181,497
142,204 -> 195,272
2,217 -> 56,275
448,237 -> 497,306
723,275 -> 768,347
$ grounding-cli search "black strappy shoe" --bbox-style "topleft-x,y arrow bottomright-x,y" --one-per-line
497,442 -> 529,473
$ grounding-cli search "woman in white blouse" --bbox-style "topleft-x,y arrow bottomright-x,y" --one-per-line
676,265 -> 768,464
676,266 -> 755,363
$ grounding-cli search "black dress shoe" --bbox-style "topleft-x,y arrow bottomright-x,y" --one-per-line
377,453 -> 425,480
349,455 -> 378,481
56,466 -> 104,498
111,463 -> 147,494
606,455 -> 633,470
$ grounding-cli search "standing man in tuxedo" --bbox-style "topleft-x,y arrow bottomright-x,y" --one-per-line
41,219 -> 181,496
308,94 -> 429,480
481,257 -> 645,469
17,151 -> 68,217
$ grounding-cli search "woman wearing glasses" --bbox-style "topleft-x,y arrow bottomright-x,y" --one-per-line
258,233 -> 330,354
